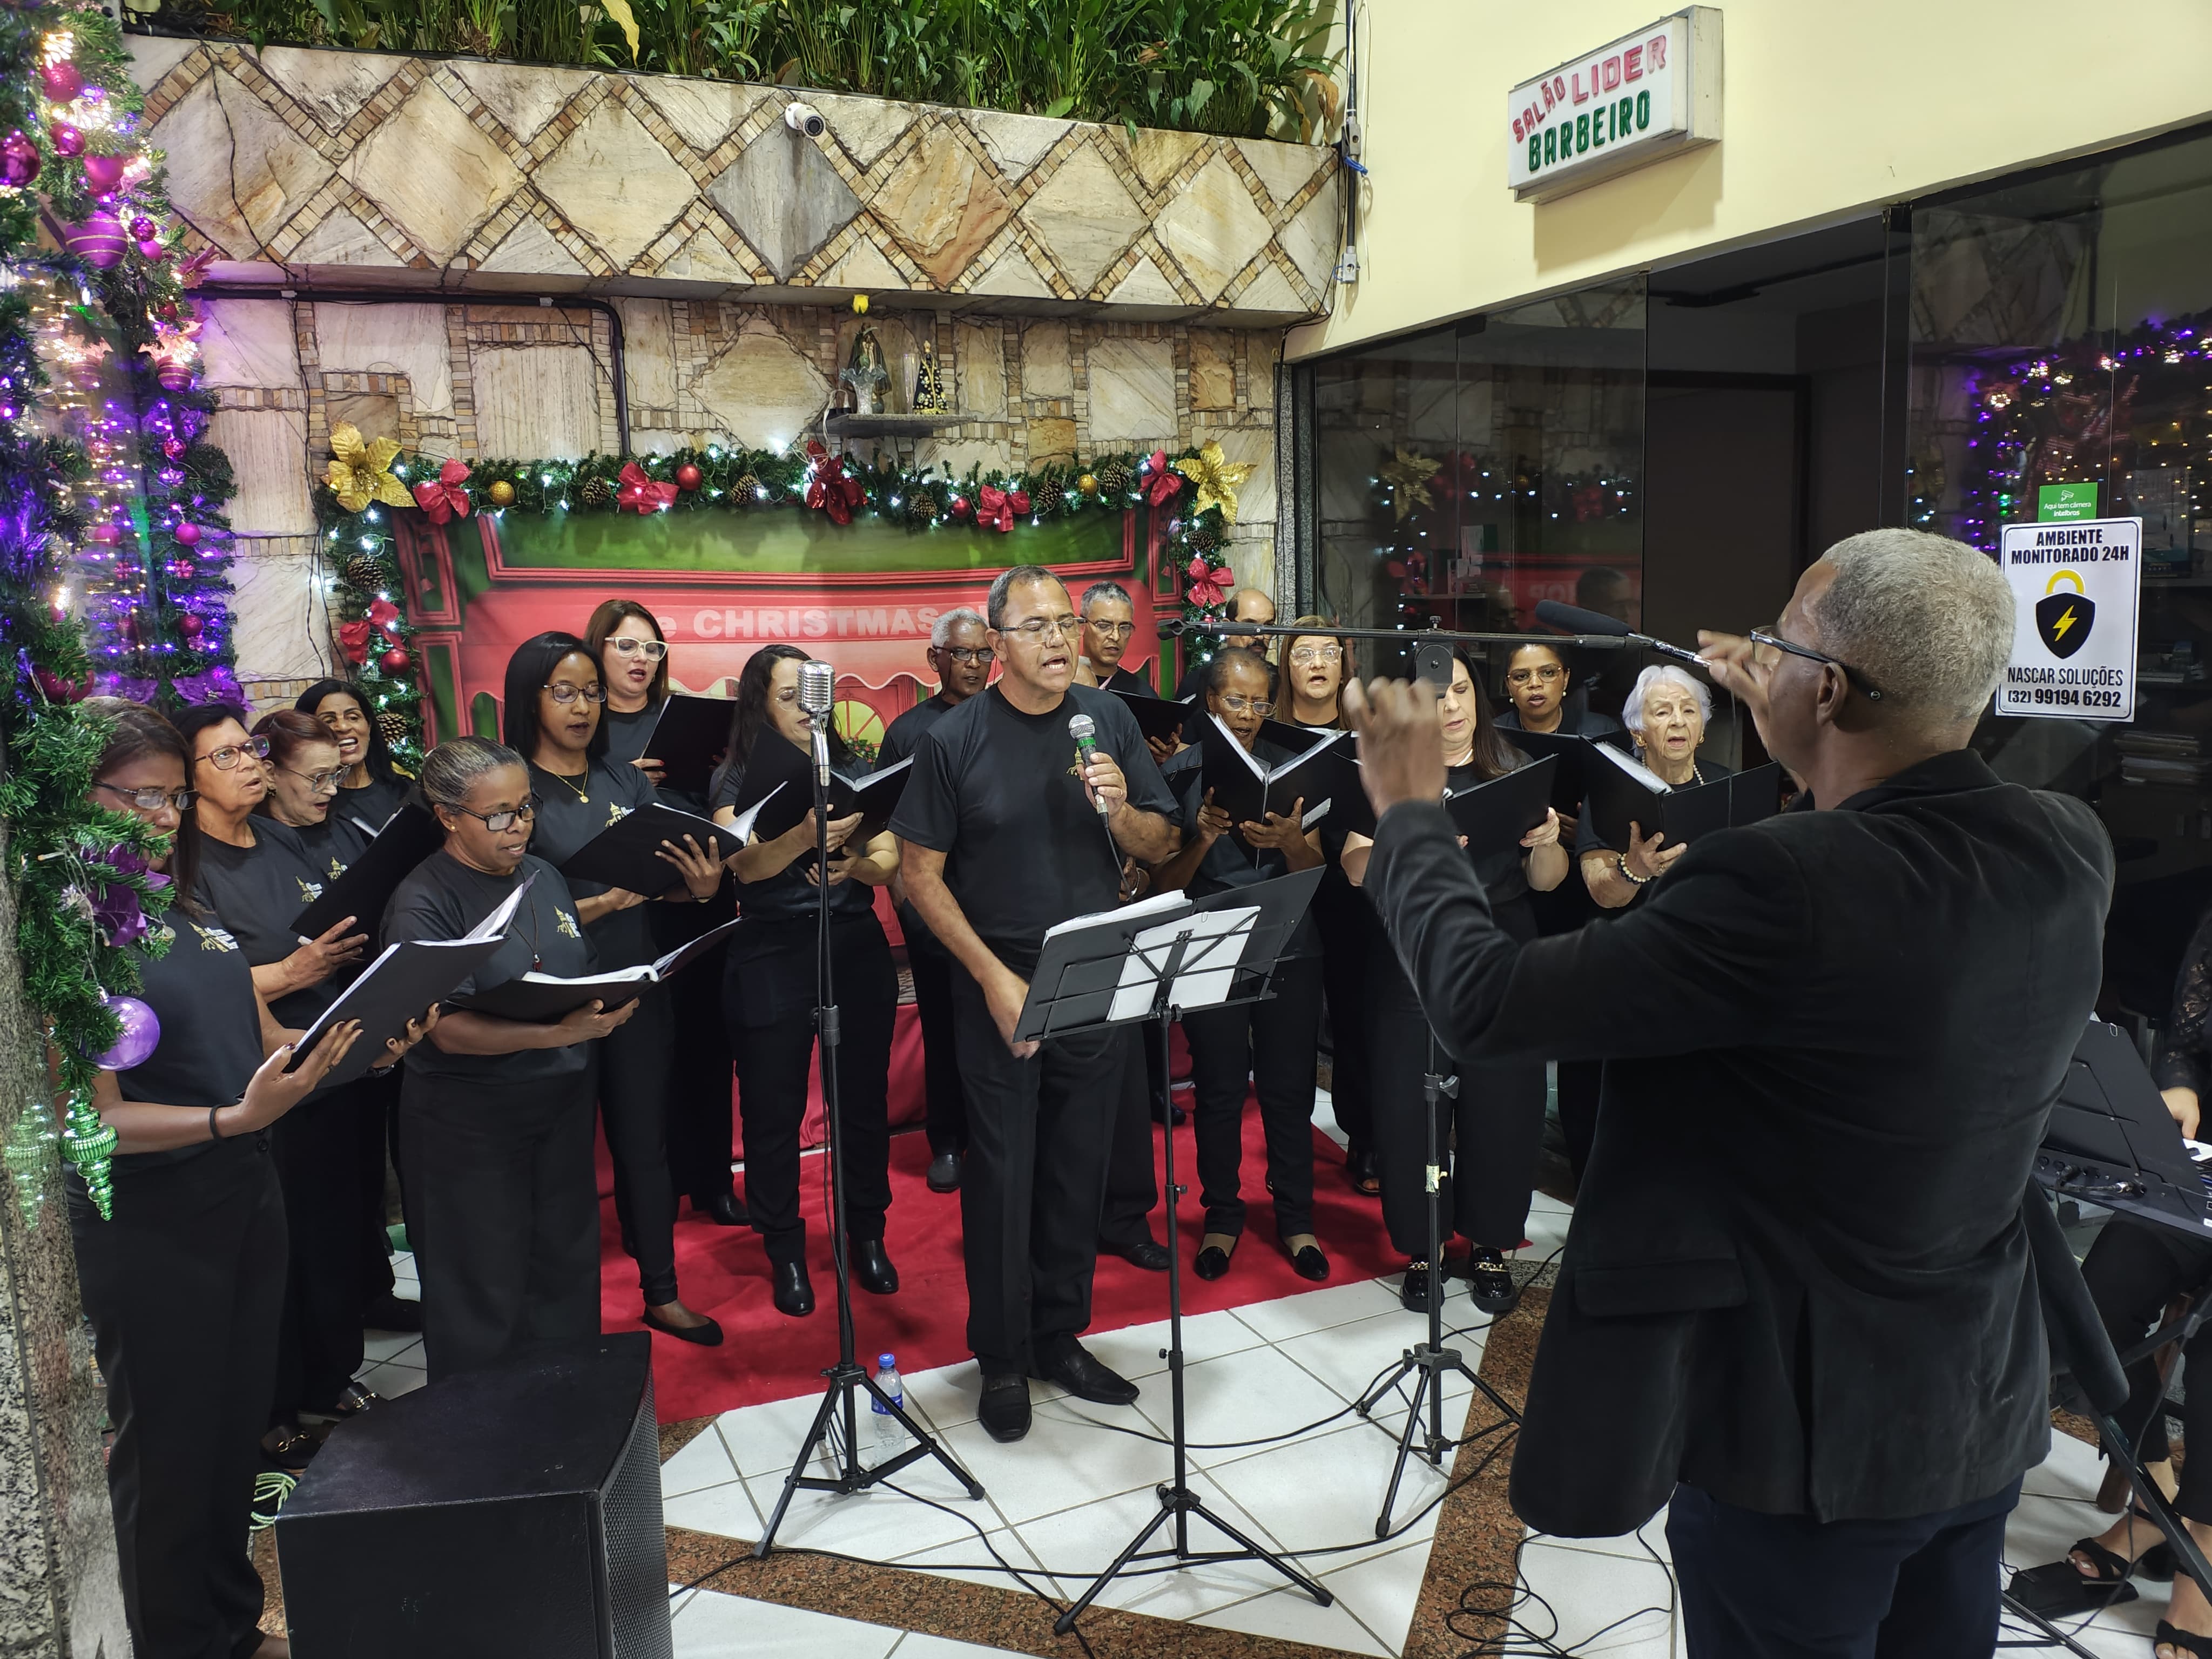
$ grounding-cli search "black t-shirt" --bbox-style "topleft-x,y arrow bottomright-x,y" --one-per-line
711,738 -> 876,926
195,818 -> 354,1028
889,683 -> 1178,973
335,772 -> 410,837
527,758 -> 662,969
382,850 -> 596,1084
601,703 -> 655,768
1495,701 -> 1624,741
289,810 -> 372,885
110,907 -> 266,1166
879,693 -> 970,949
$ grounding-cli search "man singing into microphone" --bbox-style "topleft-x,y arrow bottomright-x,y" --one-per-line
1347,530 -> 2113,1656
893,565 -> 1181,1442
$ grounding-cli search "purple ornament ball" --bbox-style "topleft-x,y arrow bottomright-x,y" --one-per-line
62,212 -> 125,271
40,61 -> 83,105
1,129 -> 39,187
49,120 -> 82,158
129,215 -> 155,240
82,152 -> 125,194
93,994 -> 160,1070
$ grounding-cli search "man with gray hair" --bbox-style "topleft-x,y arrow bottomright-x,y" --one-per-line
1077,579 -> 1152,694
1344,529 -> 2114,1656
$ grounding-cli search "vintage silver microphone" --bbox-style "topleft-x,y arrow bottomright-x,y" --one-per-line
1068,712 -> 1111,819
798,658 -> 835,786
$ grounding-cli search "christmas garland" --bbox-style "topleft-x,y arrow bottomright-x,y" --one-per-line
316,433 -> 1253,761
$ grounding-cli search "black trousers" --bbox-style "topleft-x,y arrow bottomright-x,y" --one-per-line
1183,952 -> 1324,1240
725,913 -> 895,1265
2080,1216 -> 2212,1516
658,889 -> 737,1205
599,987 -> 680,1305
354,1066 -> 399,1309
1368,940 -> 1543,1256
1667,1477 -> 2021,1658
1529,877 -> 1606,1183
398,1067 -> 602,1382
1098,1024 -> 1159,1251
903,907 -> 967,1155
1313,874 -> 1375,1154
951,960 -> 1123,1372
70,1138 -> 285,1659
271,1075 -> 378,1416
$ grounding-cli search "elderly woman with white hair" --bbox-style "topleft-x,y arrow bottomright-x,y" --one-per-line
1579,662 -> 1734,909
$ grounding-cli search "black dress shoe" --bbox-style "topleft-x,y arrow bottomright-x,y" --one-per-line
926,1150 -> 961,1193
1285,1242 -> 1331,1282
980,1373 -> 1031,1442
1399,1259 -> 1439,1312
1459,1246 -> 1521,1314
643,1306 -> 725,1346
1033,1341 -> 1139,1406
361,1293 -> 422,1333
772,1260 -> 815,1317
698,1191 -> 749,1227
1106,1238 -> 1170,1272
850,1238 -> 899,1295
1193,1242 -> 1234,1280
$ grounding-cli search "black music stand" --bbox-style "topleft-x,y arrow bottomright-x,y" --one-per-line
2006,1021 -> 2212,1648
1012,871 -> 1332,1635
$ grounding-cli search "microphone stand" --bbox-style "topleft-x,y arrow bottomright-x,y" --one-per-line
755,705 -> 982,1556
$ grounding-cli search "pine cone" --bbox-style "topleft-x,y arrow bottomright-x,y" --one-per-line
1186,524 -> 1219,554
376,712 -> 409,747
906,492 -> 938,525
578,476 -> 613,508
1096,458 -> 1132,497
732,473 -> 761,504
342,553 -> 385,591
1029,478 -> 1064,515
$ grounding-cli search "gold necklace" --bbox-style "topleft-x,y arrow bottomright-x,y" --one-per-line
546,765 -> 590,805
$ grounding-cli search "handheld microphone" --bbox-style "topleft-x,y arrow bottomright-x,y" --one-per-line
1532,600 -> 1706,669
798,658 -> 835,787
1068,712 -> 1111,819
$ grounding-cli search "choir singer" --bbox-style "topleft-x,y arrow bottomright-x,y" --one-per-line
1344,529 -> 2113,1657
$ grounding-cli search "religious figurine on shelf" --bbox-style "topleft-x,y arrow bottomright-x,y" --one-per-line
840,326 -> 887,417
912,339 -> 952,416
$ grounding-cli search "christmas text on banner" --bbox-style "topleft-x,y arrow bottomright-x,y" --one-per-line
1505,8 -> 1722,204
1997,516 -> 2142,723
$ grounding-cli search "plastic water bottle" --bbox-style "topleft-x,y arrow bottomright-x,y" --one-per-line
870,1353 -> 903,1461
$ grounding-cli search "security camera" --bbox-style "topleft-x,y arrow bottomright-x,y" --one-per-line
785,103 -> 826,138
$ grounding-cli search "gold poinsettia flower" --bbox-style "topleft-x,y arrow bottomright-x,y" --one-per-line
325,422 -> 410,514
1379,447 -> 1441,523
1172,440 -> 1257,526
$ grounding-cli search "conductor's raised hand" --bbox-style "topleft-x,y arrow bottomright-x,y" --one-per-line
239,1020 -> 362,1129
556,997 -> 638,1044
656,832 -> 725,898
984,967 -> 1038,1059
1081,749 -> 1129,819
1343,677 -> 1446,819
1697,630 -> 1770,732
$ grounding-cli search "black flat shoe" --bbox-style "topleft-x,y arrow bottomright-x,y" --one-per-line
1032,1341 -> 1139,1406
643,1306 -> 725,1346
771,1260 -> 814,1317
1285,1241 -> 1330,1282
2157,1620 -> 2212,1658
1193,1242 -> 1234,1280
980,1373 -> 1031,1442
1348,1148 -> 1380,1196
850,1238 -> 899,1295
926,1150 -> 961,1192
1461,1246 -> 1521,1314
1399,1259 -> 1439,1312
361,1293 -> 422,1333
698,1191 -> 749,1227
1107,1238 -> 1170,1272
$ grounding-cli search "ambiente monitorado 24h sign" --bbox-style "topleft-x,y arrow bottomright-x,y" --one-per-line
1997,517 -> 2142,723
1506,8 -> 1722,204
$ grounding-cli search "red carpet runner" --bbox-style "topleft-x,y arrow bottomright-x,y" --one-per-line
597,1103 -> 1405,1424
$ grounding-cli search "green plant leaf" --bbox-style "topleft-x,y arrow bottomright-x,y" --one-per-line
599,0 -> 641,59
1043,93 -> 1074,117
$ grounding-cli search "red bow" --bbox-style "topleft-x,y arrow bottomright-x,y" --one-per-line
1185,556 -> 1228,610
410,457 -> 471,524
1142,450 -> 1181,507
336,619 -> 373,665
976,485 -> 1014,534
617,462 -> 677,515
367,597 -> 399,630
805,460 -> 865,527
1008,488 -> 1031,517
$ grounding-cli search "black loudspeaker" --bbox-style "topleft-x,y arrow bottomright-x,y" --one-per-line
276,1334 -> 671,1659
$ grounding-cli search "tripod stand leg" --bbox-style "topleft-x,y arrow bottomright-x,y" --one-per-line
1052,1500 -> 1178,1635
1179,1495 -> 1334,1607
865,1375 -> 985,1499
755,1381 -> 845,1558
1375,1365 -> 1431,1538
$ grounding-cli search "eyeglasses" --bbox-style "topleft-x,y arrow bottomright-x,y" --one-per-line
1748,625 -> 1884,702
937,646 -> 994,666
1288,644 -> 1341,665
609,637 -> 667,661
1084,619 -> 1136,639
449,797 -> 540,833
1001,614 -> 1081,644
1217,694 -> 1276,717
93,781 -> 197,813
281,766 -> 347,794
543,682 -> 606,705
195,736 -> 271,771
1505,664 -> 1564,686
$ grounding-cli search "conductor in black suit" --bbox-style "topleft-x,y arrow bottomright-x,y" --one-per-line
1345,528 -> 2114,1657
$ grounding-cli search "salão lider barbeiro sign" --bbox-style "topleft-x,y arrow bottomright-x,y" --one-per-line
1506,8 -> 1721,204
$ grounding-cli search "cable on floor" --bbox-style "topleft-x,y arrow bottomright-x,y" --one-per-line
1442,1529 -> 1676,1657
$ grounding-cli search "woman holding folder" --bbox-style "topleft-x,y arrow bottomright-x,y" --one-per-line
503,631 -> 727,1345
70,699 -> 387,1659
383,735 -> 639,1378
1579,663 -> 1731,910
709,644 -> 900,1317
1148,647 -> 1331,1283
1345,649 -> 1564,1313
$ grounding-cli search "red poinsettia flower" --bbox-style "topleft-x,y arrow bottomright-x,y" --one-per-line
1142,450 -> 1182,507
410,457 -> 471,524
976,485 -> 1014,534
805,455 -> 866,526
336,619 -> 373,665
1185,556 -> 1228,610
617,462 -> 677,515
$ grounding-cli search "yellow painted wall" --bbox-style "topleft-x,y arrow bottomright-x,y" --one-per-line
1287,0 -> 2212,360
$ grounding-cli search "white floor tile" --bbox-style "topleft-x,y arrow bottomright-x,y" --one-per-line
1515,1539 -> 1680,1657
889,1634 -> 1034,1657
1015,1473 -> 1304,1620
672,1589 -> 904,1659
898,1359 -> 990,1434
1272,1305 -> 1484,1413
661,1477 -> 762,1542
715,1392 -> 868,1481
1530,1512 -> 1673,1566
930,1397 -> 1170,1526
881,1528 -> 1056,1597
662,1424 -> 741,1500
1075,1307 -> 1269,1384
1230,1277 -> 1406,1345
1320,1537 -> 1455,1656
355,1360 -> 424,1398
1202,1419 -> 1452,1566
361,1330 -> 420,1364
1192,1577 -> 1393,1655
1133,1342 -> 1348,1453
743,1466 -> 996,1561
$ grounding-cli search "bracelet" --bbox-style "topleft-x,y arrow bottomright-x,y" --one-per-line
208,1103 -> 226,1141
1614,851 -> 1654,887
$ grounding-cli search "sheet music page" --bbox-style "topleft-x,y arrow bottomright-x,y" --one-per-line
1041,887 -> 1186,942
726,781 -> 781,844
1108,905 -> 1260,1021
460,871 -> 534,943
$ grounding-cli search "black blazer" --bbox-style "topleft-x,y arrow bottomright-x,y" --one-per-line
1366,748 -> 2113,1534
